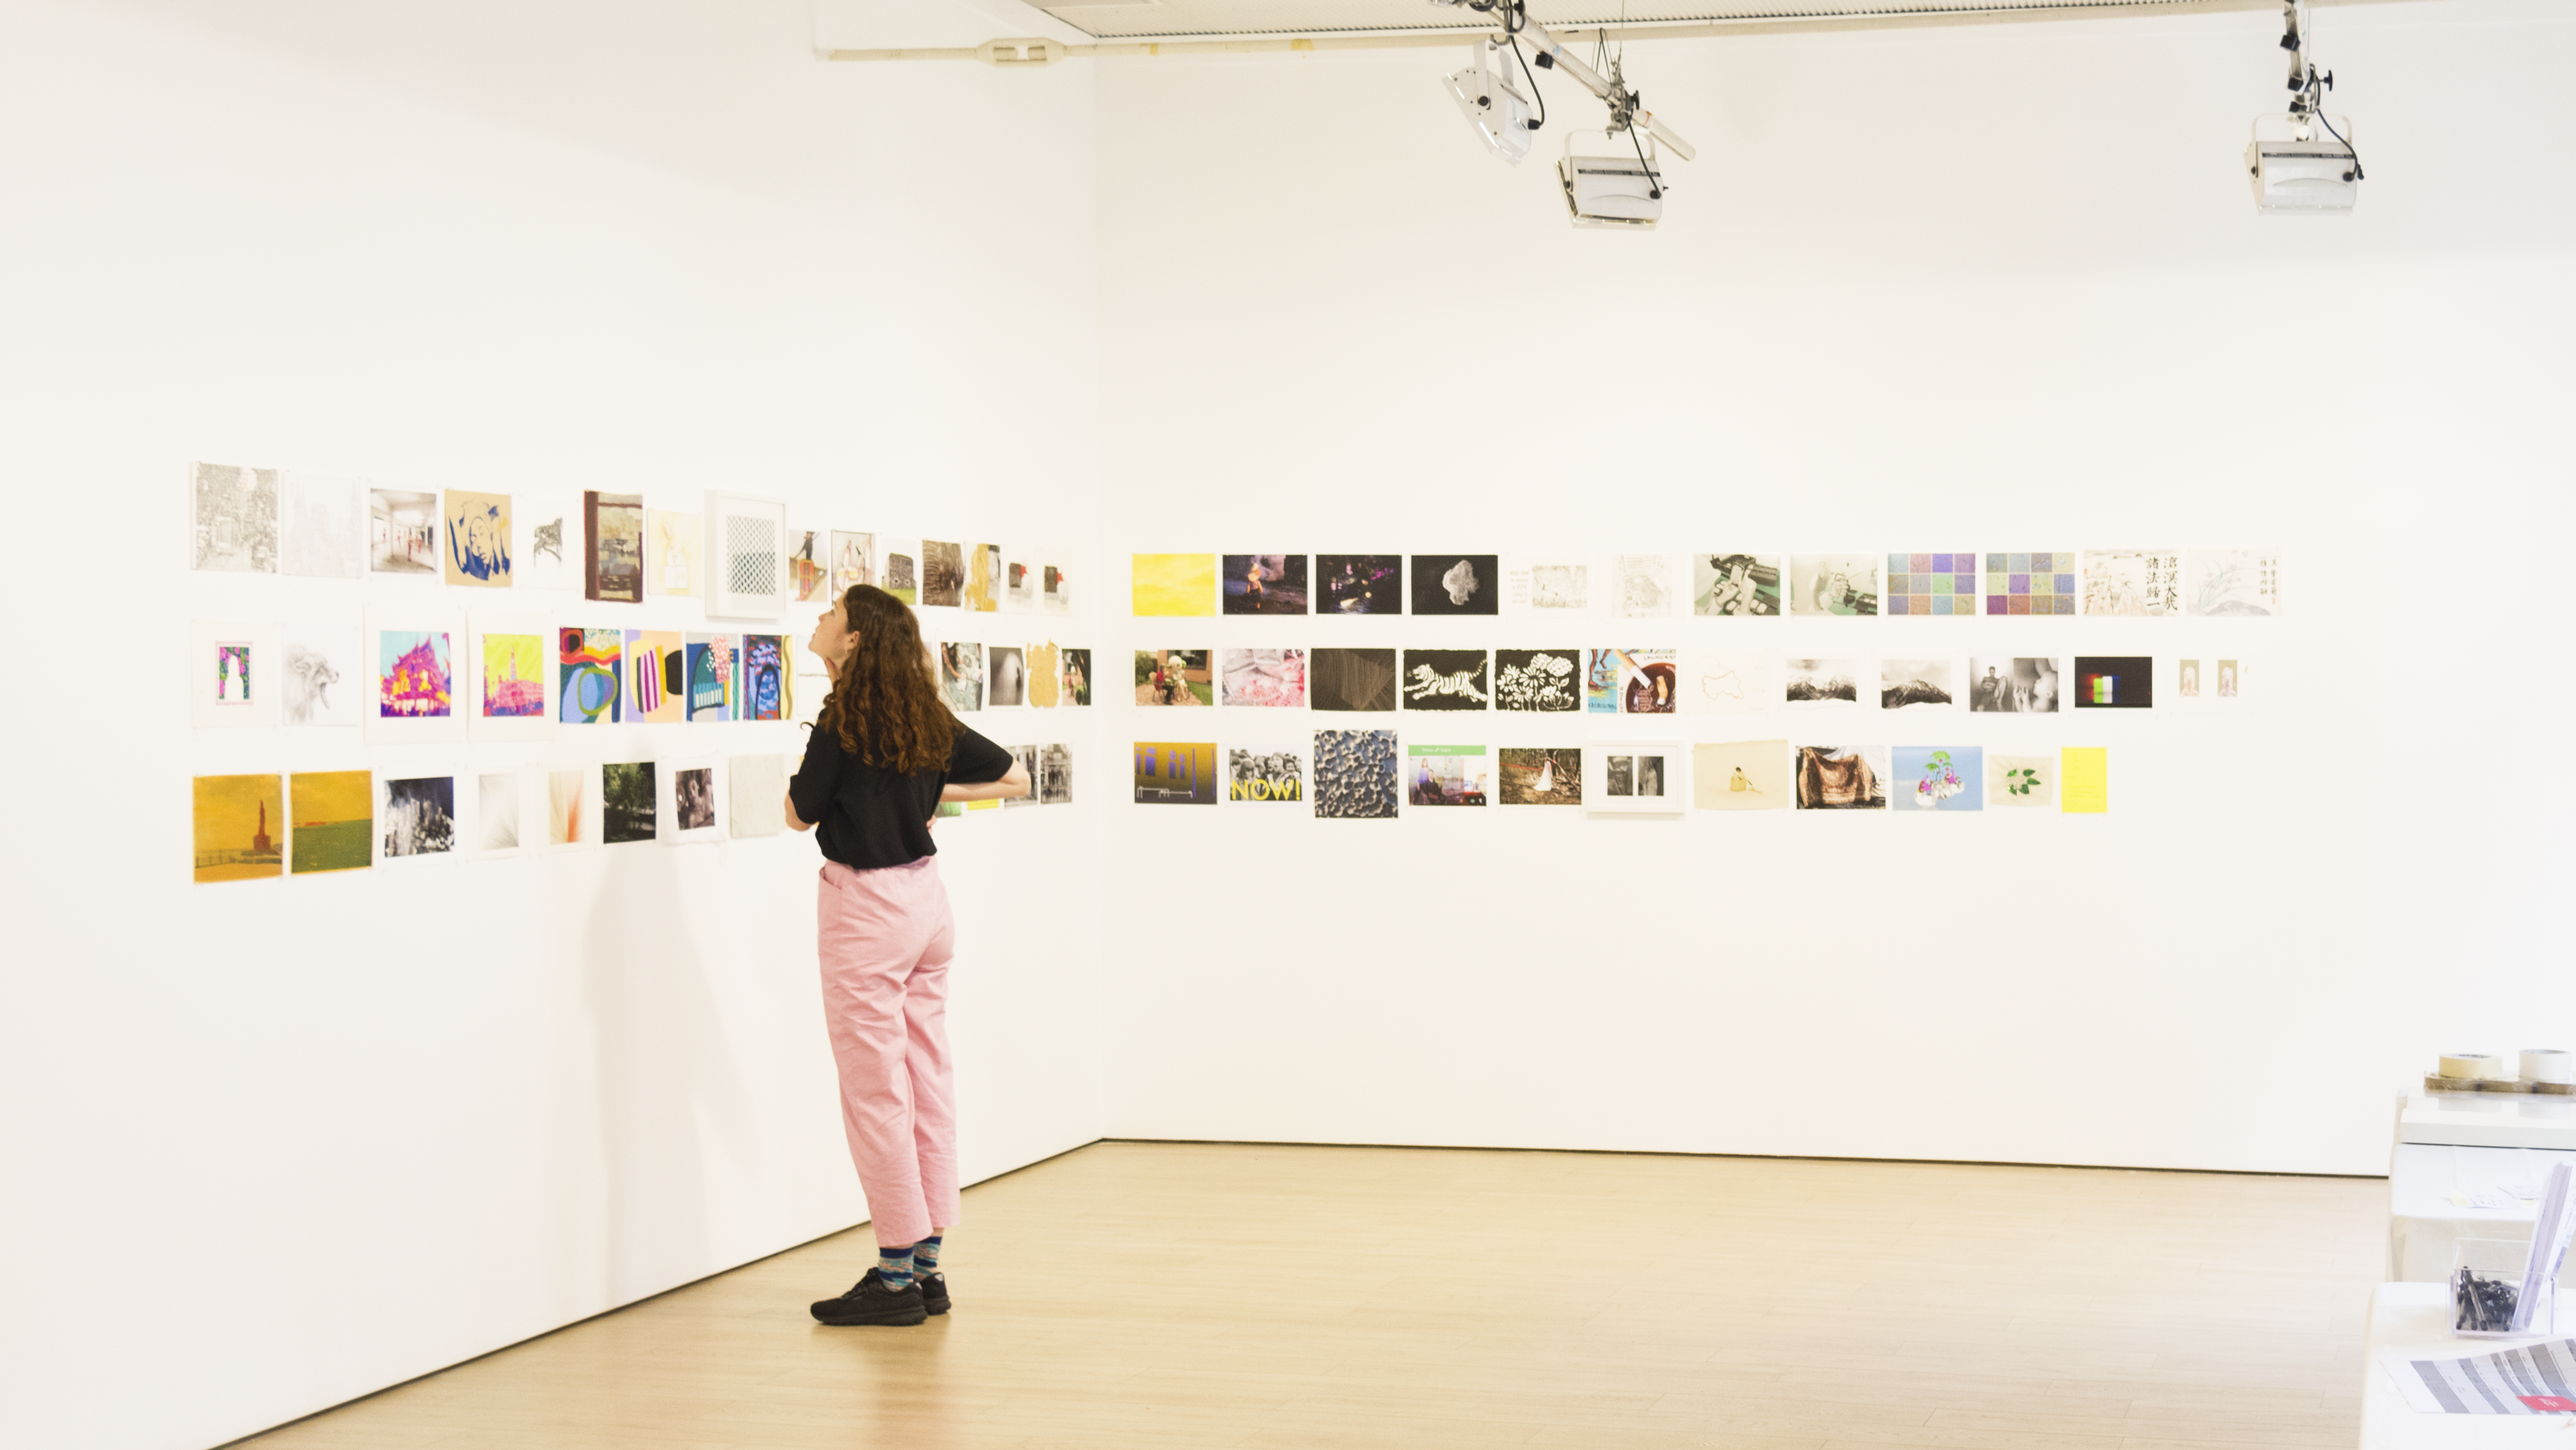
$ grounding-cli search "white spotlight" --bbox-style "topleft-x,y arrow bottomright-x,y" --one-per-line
1558,135 -> 1663,229
2248,0 -> 2361,214
1443,38 -> 1534,164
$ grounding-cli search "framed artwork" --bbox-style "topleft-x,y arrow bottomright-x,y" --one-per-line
1311,729 -> 1398,818
1225,742 -> 1307,806
443,491 -> 513,588
1410,555 -> 1499,616
625,629 -> 685,724
379,770 -> 461,863
191,461 -> 278,573
558,627 -> 623,726
1692,553 -> 1781,616
1794,745 -> 1888,810
468,614 -> 556,742
707,491 -> 788,619
1789,554 -> 1879,616
665,758 -> 721,845
1497,747 -> 1582,805
646,510 -> 702,599
1893,746 -> 1984,812
583,491 -> 643,603
1133,741 -> 1218,804
1130,553 -> 1216,616
289,770 -> 374,874
1585,742 -> 1685,816
1984,551 -> 2075,616
1039,742 -> 1073,803
2082,549 -> 2181,617
684,634 -> 737,722
517,496 -> 576,591
192,774 -> 284,883
1692,740 -> 1789,811
368,488 -> 439,576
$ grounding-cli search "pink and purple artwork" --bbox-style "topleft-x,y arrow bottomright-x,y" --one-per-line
378,631 -> 453,719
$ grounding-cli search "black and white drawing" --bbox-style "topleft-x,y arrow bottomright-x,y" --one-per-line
1785,658 -> 1860,708
1493,650 -> 1581,711
280,623 -> 358,728
1880,658 -> 1955,710
1312,729 -> 1398,818
1612,554 -> 1675,618
1401,649 -> 1491,710
279,472 -> 362,578
1966,657 -> 2059,714
1409,555 -> 1499,616
191,461 -> 278,573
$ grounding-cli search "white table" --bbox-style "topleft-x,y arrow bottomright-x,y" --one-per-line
2392,1096 -> 2576,1282
2362,1282 -> 2576,1447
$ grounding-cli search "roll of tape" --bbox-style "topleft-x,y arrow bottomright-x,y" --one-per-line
2440,1053 -> 2507,1080
2520,1049 -> 2574,1086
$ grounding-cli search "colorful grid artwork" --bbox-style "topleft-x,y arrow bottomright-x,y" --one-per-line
1985,552 -> 2076,616
1886,553 -> 1978,616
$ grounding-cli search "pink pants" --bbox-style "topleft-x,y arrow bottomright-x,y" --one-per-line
817,857 -> 959,1248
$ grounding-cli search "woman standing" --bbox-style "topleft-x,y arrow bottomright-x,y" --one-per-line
787,584 -> 1028,1327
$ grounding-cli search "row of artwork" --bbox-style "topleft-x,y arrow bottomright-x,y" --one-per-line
189,609 -> 1101,742
1139,738 -> 2110,816
189,744 -> 1077,883
1131,551 -> 2280,619
186,461 -> 1078,619
1106,648 -> 2243,715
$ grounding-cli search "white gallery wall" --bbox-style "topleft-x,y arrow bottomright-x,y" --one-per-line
1091,3 -> 2576,1173
0,4 -> 1104,1449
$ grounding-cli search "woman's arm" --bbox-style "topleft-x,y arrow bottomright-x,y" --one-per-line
940,761 -> 1031,803
784,788 -> 814,833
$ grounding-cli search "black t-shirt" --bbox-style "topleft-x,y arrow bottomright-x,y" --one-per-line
790,715 -> 1016,869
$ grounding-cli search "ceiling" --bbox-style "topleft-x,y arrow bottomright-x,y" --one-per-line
1023,0 -> 2292,41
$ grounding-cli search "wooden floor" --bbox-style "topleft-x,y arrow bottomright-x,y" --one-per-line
235,1142 -> 2386,1449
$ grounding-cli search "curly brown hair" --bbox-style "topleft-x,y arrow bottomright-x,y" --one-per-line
816,584 -> 955,774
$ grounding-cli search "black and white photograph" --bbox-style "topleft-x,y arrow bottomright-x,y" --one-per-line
191,461 -> 279,573
1586,744 -> 1685,815
1310,647 -> 1397,712
1006,745 -> 1041,807
673,767 -> 717,833
1311,728 -> 1398,818
1967,657 -> 2060,713
1880,658 -> 1955,710
1400,648 -> 1490,710
987,646 -> 1028,707
1785,658 -> 1860,708
380,775 -> 456,858
1039,743 -> 1073,804
1493,650 -> 1581,711
1408,554 -> 1499,616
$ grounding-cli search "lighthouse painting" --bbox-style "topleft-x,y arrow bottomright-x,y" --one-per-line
378,630 -> 453,718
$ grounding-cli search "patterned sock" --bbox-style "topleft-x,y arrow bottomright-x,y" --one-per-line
912,1235 -> 943,1278
875,1244 -> 916,1291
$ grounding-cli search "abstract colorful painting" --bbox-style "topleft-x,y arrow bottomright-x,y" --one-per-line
1886,552 -> 1977,616
1693,553 -> 1781,616
2083,549 -> 2181,617
190,619 -> 286,727
377,631 -> 453,719
1133,741 -> 1219,804
741,635 -> 787,721
1406,744 -> 1489,806
289,770 -> 373,874
193,774 -> 283,883
1693,740 -> 1790,811
215,642 -> 252,706
2186,549 -> 2281,617
1497,748 -> 1581,805
1894,746 -> 1983,812
684,634 -> 736,722
2061,747 -> 2109,813
443,490 -> 513,587
624,629 -> 684,724
1984,552 -> 2075,616
602,762 -> 657,844
1131,553 -> 1217,616
559,628 -> 621,724
480,633 -> 545,718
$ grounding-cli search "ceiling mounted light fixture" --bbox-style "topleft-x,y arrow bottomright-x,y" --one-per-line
2246,0 -> 2362,214
1430,0 -> 1695,228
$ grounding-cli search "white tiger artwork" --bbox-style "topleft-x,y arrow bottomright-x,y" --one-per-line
1405,663 -> 1489,705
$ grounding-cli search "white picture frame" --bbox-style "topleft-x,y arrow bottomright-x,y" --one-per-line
189,619 -> 281,729
1585,740 -> 1687,817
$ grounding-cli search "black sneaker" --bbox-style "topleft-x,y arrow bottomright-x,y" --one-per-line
809,1270 -> 926,1326
918,1271 -> 950,1317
